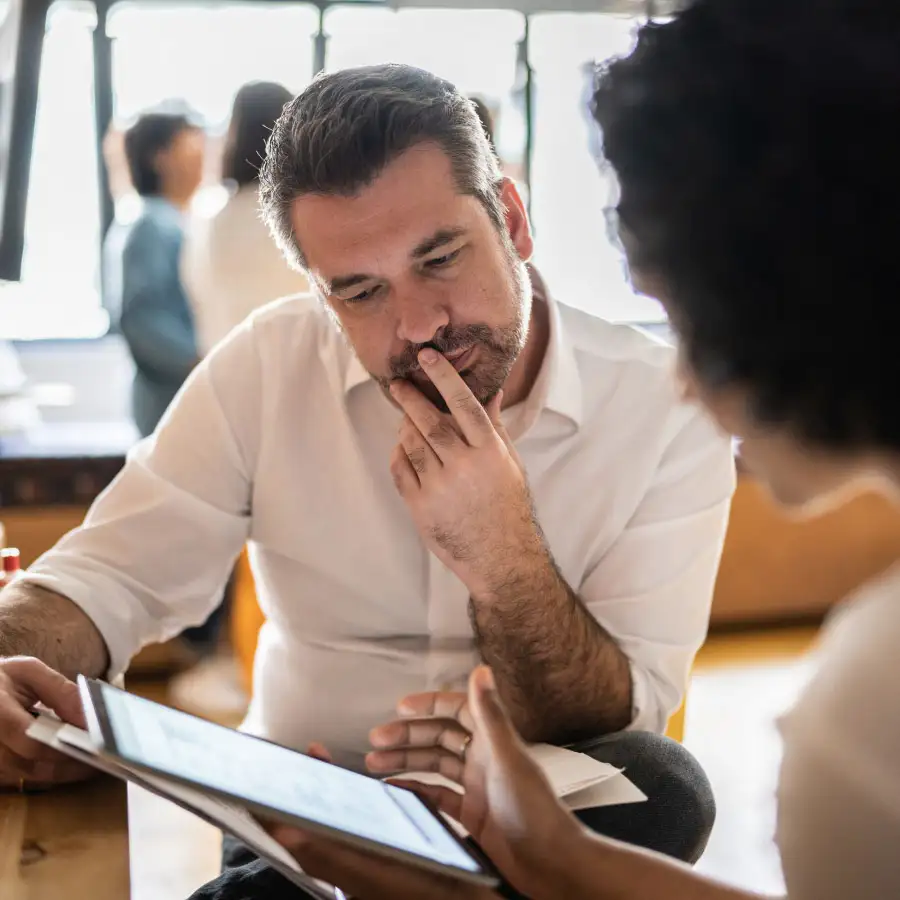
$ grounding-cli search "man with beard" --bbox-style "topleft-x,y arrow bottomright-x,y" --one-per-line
0,65 -> 734,895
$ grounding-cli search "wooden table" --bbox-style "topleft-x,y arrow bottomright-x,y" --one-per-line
0,776 -> 129,899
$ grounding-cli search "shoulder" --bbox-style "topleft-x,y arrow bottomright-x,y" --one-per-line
776,565 -> 900,891
783,565 -> 900,755
125,205 -> 182,252
238,293 -> 344,368
559,303 -> 728,462
559,303 -> 675,371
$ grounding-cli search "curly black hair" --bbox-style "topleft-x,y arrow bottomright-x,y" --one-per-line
592,0 -> 900,453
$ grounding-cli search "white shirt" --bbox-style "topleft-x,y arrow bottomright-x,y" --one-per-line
777,562 -> 900,898
23,293 -> 734,770
181,185 -> 309,354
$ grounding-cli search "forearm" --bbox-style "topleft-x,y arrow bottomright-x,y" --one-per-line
552,830 -> 779,900
0,583 -> 109,680
469,552 -> 632,744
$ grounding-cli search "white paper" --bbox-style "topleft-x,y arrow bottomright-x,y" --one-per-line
564,773 -> 648,811
397,741 -> 646,823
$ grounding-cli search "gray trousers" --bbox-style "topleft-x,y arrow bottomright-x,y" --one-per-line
188,731 -> 715,899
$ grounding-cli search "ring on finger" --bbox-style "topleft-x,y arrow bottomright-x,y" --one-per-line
459,733 -> 473,761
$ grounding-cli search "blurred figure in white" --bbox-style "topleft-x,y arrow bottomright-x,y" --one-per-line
182,82 -> 309,355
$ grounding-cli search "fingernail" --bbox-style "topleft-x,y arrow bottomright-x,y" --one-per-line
478,666 -> 496,691
389,381 -> 400,395
418,348 -> 439,365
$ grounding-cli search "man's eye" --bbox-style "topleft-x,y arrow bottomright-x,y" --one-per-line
345,286 -> 380,304
425,248 -> 462,269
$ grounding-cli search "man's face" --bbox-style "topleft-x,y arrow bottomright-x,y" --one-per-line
289,143 -> 534,411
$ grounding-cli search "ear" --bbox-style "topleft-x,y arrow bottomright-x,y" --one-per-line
499,178 -> 534,263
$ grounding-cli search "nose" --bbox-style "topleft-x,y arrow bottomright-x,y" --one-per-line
394,289 -> 450,345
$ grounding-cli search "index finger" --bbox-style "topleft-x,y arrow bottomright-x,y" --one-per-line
0,695 -> 69,763
417,349 -> 494,447
3,658 -> 86,728
396,691 -> 474,731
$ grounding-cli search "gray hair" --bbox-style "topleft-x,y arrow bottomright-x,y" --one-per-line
259,64 -> 505,271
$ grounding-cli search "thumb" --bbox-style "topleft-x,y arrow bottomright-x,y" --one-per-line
5,658 -> 86,728
468,666 -> 521,755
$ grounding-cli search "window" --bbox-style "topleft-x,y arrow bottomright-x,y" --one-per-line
530,12 -> 663,322
325,6 -> 526,177
107,2 -> 317,218
11,1 -> 317,340
17,1 -> 106,339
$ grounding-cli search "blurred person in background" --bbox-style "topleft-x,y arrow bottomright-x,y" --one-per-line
104,110 -> 204,438
105,110 -> 228,666
182,81 -> 309,355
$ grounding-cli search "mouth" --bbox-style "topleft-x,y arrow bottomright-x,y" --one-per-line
443,346 -> 476,372
407,346 -> 477,380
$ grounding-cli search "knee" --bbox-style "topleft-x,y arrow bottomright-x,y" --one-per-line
570,730 -> 716,864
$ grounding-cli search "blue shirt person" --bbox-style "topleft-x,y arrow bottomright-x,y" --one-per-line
104,111 -> 204,437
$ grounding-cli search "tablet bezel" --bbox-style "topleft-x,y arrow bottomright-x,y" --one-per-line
78,676 -> 498,889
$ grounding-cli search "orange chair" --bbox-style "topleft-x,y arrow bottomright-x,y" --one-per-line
665,696 -> 687,743
231,550 -> 264,694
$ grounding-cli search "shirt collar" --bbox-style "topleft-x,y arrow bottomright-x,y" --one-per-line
142,195 -> 186,224
341,272 -> 583,429
344,351 -> 373,394
539,287 -> 583,428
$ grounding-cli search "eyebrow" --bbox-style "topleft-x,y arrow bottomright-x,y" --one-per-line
411,227 -> 467,260
328,273 -> 372,294
325,227 -> 468,295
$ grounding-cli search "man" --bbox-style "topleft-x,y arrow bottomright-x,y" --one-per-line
269,4 -> 900,898
0,65 -> 733,896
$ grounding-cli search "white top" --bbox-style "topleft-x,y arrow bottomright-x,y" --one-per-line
181,185 -> 309,354
23,293 -> 734,770
777,562 -> 900,898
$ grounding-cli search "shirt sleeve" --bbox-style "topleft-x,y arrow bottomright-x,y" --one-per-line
20,323 -> 261,679
119,218 -> 198,383
580,407 -> 735,733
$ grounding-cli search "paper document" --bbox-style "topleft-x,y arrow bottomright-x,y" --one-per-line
399,741 -> 646,823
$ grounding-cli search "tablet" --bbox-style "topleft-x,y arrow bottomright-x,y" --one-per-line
79,678 -> 497,888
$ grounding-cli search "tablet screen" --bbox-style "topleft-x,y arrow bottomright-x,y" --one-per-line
95,683 -> 483,877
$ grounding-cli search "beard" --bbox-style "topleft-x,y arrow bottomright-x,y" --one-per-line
375,259 -> 531,413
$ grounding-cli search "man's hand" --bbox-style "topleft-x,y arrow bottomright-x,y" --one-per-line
367,690 -> 473,780
389,348 -> 546,597
388,668 -> 591,900
0,656 -> 93,790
